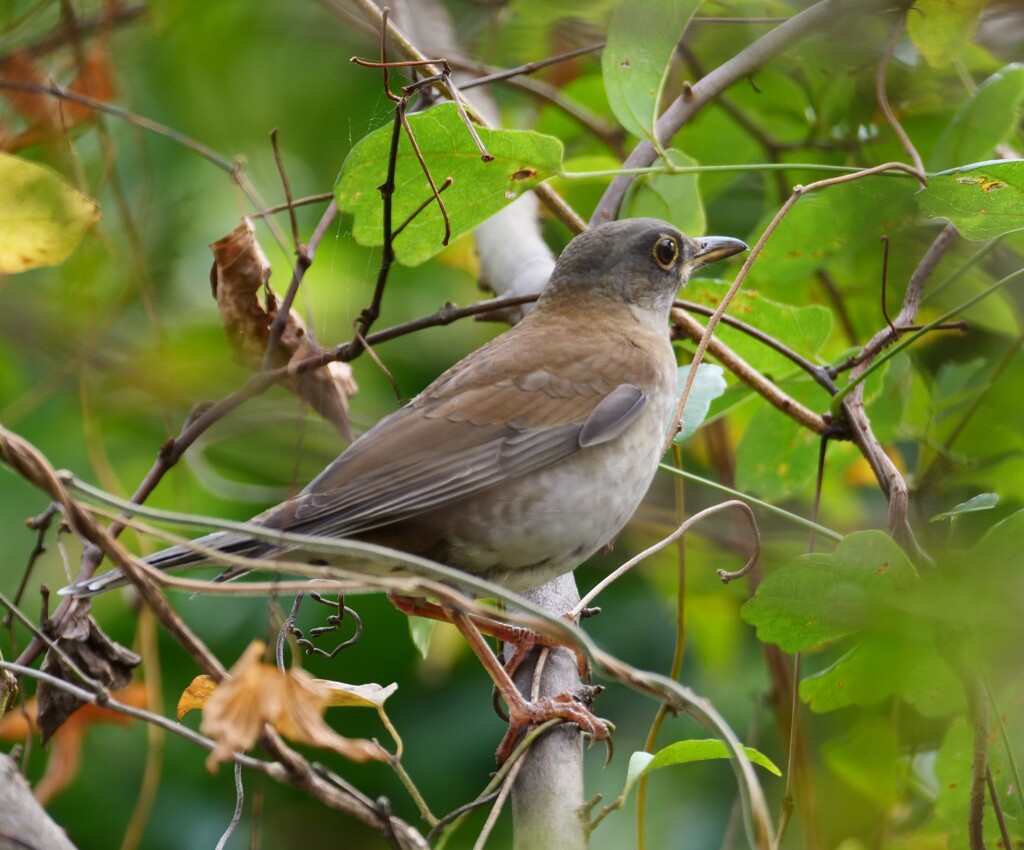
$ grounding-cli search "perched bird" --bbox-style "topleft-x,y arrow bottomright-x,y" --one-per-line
64,217 -> 745,757
67,218 -> 746,598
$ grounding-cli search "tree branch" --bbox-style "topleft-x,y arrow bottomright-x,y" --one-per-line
591,0 -> 908,223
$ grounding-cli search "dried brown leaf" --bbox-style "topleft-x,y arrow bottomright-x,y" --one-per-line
209,219 -> 357,439
198,641 -> 387,771
37,614 -> 140,744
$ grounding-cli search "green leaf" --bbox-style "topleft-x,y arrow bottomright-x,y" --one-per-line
684,282 -> 833,376
407,617 -> 435,659
602,0 -> 700,140
673,363 -> 726,443
334,103 -> 563,266
821,717 -> 899,807
733,397 -> 820,500
0,153 -> 100,273
622,739 -> 781,799
936,691 -> 1024,848
741,531 -> 918,652
623,148 -> 705,236
752,177 -> 918,289
968,508 -> 1024,570
918,160 -> 1024,240
931,64 -> 1024,171
930,493 -> 999,522
800,635 -> 962,716
907,0 -> 991,67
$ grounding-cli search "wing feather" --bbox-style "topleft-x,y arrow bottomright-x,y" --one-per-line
253,318 -> 671,539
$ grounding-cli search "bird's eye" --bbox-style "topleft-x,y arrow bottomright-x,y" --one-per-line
652,236 -> 679,270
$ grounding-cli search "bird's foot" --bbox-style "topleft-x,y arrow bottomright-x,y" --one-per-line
500,622 -> 590,680
495,689 -> 612,764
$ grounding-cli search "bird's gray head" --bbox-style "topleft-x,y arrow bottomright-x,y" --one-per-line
540,218 -> 747,318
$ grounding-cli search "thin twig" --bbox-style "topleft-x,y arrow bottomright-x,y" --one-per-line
670,308 -> 831,435
986,767 -> 1012,850
392,176 -> 453,240
213,762 -> 245,850
875,15 -> 926,183
250,192 -> 334,219
459,43 -> 604,90
879,236 -> 898,336
676,299 -> 837,393
347,0 -> 586,234
1,658 -> 428,848
0,592 -> 104,694
472,757 -> 524,850
269,129 -> 301,255
0,79 -> 258,203
773,652 -> 802,849
0,3 -> 146,63
573,501 -> 759,616
5,506 -> 58,622
837,223 -> 959,558
662,161 -> 924,454
967,678 -> 990,850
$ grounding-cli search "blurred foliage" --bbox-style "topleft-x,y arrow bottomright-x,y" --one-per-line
2,1 -> 1024,849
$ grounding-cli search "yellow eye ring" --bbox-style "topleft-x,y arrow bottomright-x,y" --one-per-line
652,236 -> 679,270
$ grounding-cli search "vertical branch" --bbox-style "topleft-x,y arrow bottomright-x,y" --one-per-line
966,678 -> 990,850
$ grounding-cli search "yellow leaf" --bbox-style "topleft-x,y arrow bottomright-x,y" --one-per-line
0,153 -> 99,273
318,680 -> 398,709
177,675 -> 217,719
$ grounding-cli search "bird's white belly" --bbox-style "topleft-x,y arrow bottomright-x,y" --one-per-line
438,402 -> 669,591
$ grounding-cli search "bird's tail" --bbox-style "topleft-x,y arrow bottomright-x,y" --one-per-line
59,530 -> 267,598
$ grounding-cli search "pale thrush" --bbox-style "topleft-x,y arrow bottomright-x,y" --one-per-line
69,217 -> 746,596
65,217 -> 746,758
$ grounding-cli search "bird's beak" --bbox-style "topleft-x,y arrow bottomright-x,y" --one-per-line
693,235 -> 748,266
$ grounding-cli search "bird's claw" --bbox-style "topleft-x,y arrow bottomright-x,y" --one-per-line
495,692 -> 613,764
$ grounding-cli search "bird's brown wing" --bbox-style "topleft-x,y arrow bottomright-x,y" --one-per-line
259,319 -> 671,538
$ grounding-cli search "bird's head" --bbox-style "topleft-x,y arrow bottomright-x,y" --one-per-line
540,218 -> 747,320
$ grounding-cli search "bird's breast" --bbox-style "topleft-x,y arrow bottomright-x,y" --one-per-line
428,366 -> 676,591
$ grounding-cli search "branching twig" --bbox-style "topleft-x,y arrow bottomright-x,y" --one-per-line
670,308 -> 830,435
347,0 -> 586,234
591,0 -> 908,223
838,223 -> 959,558
573,500 -> 760,616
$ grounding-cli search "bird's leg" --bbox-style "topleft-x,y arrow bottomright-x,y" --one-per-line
444,607 -> 610,764
387,594 -> 589,677
388,593 -> 522,641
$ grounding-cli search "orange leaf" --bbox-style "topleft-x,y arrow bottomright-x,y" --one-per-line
0,683 -> 148,803
177,675 -> 217,720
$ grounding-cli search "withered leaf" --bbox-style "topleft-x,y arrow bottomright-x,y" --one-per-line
37,613 -> 140,745
198,641 -> 388,771
209,219 -> 357,440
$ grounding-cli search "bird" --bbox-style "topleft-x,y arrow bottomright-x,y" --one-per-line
65,217 -> 746,756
